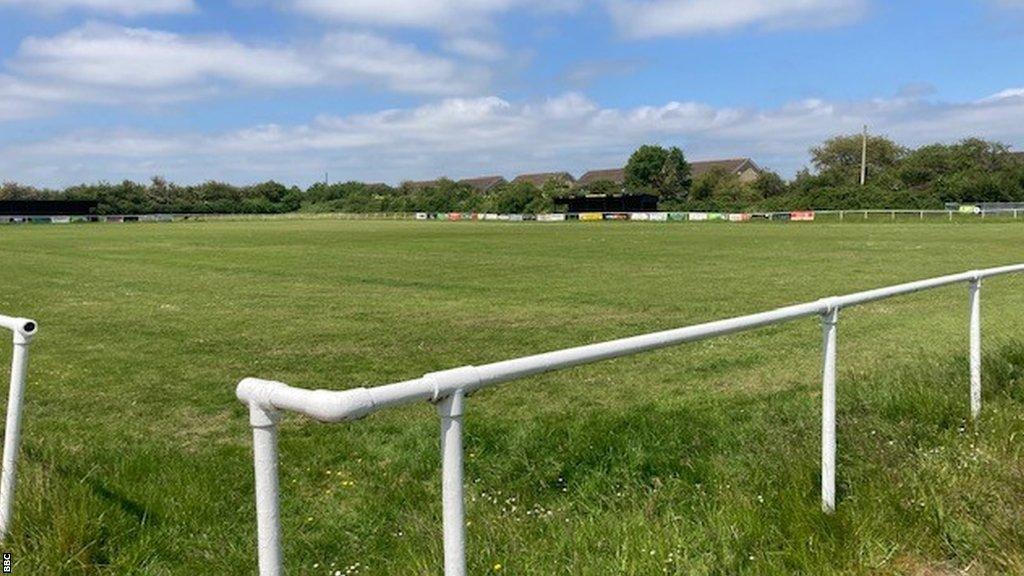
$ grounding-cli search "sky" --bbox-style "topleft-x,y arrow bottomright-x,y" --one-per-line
1,0 -> 1024,187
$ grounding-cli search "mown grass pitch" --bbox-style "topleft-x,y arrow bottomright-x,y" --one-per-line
2,219 -> 1024,575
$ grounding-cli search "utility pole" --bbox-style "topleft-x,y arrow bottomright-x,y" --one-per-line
859,124 -> 867,186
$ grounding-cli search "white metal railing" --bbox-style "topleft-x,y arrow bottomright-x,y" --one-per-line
0,314 -> 36,540
821,208 -> 1021,221
236,264 -> 1024,576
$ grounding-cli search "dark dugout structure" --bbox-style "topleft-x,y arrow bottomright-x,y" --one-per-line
554,194 -> 659,213
0,200 -> 99,216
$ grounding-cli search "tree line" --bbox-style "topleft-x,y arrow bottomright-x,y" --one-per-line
624,137 -> 1024,212
2,135 -> 1022,214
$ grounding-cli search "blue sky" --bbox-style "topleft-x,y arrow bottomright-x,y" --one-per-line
1,0 -> 1023,186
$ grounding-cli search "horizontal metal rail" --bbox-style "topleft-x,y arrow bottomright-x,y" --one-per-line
237,263 -> 1024,575
0,314 -> 36,540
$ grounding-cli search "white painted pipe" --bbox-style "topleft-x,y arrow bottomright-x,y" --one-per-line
820,307 -> 838,514
437,390 -> 466,576
235,264 -> 1024,571
0,316 -> 35,338
969,279 -> 982,420
248,403 -> 283,576
0,315 -> 35,540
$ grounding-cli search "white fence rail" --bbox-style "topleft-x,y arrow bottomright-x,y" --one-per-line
821,208 -> 1021,220
0,314 -> 36,540
236,264 -> 1024,576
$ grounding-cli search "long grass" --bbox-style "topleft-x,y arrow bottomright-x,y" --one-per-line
0,220 -> 1022,574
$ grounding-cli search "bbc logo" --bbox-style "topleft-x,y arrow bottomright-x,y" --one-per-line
2,552 -> 10,574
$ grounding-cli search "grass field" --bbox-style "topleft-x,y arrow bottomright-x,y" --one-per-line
2,220 -> 1024,575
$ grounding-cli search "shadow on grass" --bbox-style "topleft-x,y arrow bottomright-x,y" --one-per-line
24,444 -> 157,528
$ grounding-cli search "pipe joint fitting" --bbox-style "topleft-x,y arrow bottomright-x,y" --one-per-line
436,388 -> 465,418
424,366 -> 482,403
10,319 -> 37,345
819,298 -> 842,319
237,377 -> 285,408
248,402 -> 281,427
237,378 -> 286,427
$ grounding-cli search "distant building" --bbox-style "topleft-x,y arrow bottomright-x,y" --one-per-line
577,158 -> 763,190
554,194 -> 659,213
458,175 -> 507,193
576,168 -> 626,189
690,158 -> 763,183
402,179 -> 443,190
511,172 -> 575,188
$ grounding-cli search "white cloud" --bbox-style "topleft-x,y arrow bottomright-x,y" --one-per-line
0,23 -> 487,117
609,0 -> 867,38
322,32 -> 488,94
978,87 -> 1024,103
288,0 -> 579,30
443,37 -> 508,61
12,23 -> 319,89
5,88 -> 1024,186
0,0 -> 195,16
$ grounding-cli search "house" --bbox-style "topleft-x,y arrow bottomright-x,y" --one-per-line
577,158 -> 763,190
402,179 -> 442,190
576,168 -> 625,189
458,175 -> 507,193
511,172 -> 576,188
689,158 -> 763,183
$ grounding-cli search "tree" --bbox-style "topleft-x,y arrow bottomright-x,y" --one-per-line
751,171 -> 787,199
624,144 -> 691,199
492,181 -> 546,214
0,182 -> 47,201
810,133 -> 906,184
593,180 -> 621,195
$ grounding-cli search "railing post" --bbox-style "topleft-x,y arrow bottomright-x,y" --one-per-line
249,404 -> 284,576
437,390 -> 467,576
821,306 -> 839,514
0,329 -> 32,538
969,278 -> 982,419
